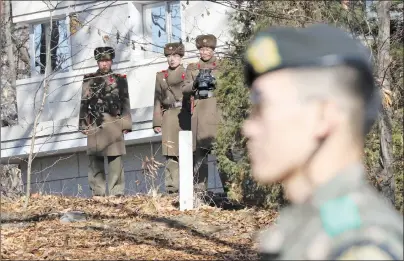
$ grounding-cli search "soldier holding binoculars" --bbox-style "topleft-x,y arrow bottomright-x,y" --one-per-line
182,34 -> 228,195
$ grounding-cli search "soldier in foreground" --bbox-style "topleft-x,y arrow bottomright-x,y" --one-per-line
79,46 -> 132,197
153,42 -> 190,194
182,34 -> 227,193
242,24 -> 403,260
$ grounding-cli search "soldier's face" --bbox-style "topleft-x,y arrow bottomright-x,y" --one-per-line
242,70 -> 321,184
97,59 -> 112,73
167,54 -> 182,68
199,47 -> 214,61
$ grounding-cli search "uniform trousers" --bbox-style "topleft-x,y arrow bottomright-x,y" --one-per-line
88,155 -> 125,196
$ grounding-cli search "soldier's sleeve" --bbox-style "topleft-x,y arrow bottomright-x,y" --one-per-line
328,228 -> 403,260
181,63 -> 196,95
118,74 -> 132,132
153,73 -> 163,128
320,195 -> 404,260
78,75 -> 91,131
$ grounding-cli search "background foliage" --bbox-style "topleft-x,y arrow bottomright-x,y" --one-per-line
213,0 -> 403,211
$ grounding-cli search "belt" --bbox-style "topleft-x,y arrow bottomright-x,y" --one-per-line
167,101 -> 182,109
195,90 -> 214,99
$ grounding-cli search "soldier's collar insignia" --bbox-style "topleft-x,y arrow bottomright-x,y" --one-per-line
246,36 -> 282,73
320,195 -> 362,237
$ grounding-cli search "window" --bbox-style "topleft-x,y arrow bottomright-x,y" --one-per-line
143,1 -> 182,57
32,18 -> 71,75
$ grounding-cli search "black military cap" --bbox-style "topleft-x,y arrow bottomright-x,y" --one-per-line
244,23 -> 380,135
94,46 -> 115,61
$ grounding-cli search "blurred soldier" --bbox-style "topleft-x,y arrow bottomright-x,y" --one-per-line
79,46 -> 132,197
182,34 -> 227,193
153,42 -> 190,194
242,24 -> 403,260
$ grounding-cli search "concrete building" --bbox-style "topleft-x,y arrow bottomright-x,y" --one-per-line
1,1 -> 234,197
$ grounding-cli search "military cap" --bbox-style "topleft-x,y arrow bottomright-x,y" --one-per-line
94,46 -> 115,61
244,23 -> 380,135
195,34 -> 217,50
164,42 -> 185,57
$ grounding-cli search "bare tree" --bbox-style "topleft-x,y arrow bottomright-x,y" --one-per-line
376,0 -> 395,205
24,16 -> 53,209
1,0 -> 18,126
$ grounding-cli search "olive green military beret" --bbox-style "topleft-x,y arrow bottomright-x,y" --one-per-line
243,23 -> 380,135
164,42 -> 185,57
195,34 -> 217,50
94,46 -> 115,61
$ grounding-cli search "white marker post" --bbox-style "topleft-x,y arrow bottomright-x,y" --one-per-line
179,131 -> 194,211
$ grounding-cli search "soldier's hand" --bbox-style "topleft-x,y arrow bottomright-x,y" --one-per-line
80,129 -> 89,135
122,130 -> 129,134
154,127 -> 162,133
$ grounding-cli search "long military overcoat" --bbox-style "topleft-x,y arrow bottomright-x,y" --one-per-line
79,70 -> 132,156
182,56 -> 222,151
153,65 -> 191,156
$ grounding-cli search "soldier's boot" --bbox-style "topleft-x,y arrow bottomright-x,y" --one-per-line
88,155 -> 107,196
165,156 -> 179,194
193,148 -> 209,194
107,155 -> 125,196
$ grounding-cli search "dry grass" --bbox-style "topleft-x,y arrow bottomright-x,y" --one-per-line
1,194 -> 278,260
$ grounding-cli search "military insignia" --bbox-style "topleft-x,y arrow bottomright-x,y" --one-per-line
246,36 -> 282,73
320,196 -> 362,238
169,46 -> 173,50
203,38 -> 207,43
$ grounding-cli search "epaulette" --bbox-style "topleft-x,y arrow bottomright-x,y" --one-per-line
115,73 -> 127,79
83,73 -> 94,79
83,73 -> 95,81
186,63 -> 198,70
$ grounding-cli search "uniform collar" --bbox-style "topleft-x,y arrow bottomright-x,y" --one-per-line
199,56 -> 217,65
310,162 -> 366,207
96,69 -> 113,75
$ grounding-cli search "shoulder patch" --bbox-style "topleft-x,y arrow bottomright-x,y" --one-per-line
330,241 -> 401,260
320,196 -> 362,237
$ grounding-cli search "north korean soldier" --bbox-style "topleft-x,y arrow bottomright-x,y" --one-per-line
79,46 -> 133,197
153,42 -> 190,194
182,34 -> 227,193
242,24 -> 403,260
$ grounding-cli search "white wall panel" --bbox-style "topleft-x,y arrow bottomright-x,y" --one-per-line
70,3 -> 132,70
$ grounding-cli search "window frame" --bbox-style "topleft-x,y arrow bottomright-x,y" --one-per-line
29,15 -> 73,77
141,1 -> 182,59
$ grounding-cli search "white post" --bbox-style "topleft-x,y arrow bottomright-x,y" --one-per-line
179,130 -> 193,211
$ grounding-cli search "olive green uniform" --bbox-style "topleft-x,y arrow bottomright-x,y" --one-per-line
153,43 -> 191,193
79,47 -> 132,196
257,164 -> 403,260
182,34 -> 227,192
243,24 -> 403,260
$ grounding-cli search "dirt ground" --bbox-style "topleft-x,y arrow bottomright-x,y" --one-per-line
1,194 -> 278,260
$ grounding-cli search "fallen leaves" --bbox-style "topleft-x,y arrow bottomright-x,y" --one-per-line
1,194 -> 277,260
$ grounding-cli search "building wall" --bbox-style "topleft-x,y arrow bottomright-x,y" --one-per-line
5,1 -> 230,196
12,0 -> 234,127
20,142 -> 224,197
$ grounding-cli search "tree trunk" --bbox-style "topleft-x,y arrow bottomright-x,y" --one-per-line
376,0 -> 395,205
2,0 -> 18,126
4,0 -> 16,87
